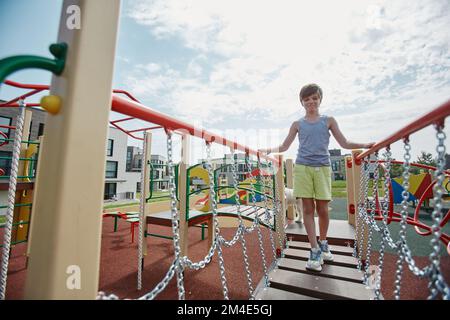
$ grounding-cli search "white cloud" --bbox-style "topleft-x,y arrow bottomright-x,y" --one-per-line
124,0 -> 450,162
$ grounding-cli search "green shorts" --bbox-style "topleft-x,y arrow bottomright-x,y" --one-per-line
293,164 -> 332,201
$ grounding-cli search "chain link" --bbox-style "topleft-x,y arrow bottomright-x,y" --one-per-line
167,132 -> 186,300
363,154 -> 378,284
261,161 -> 277,262
355,158 -> 368,270
137,261 -> 178,300
246,156 -> 269,287
427,126 -> 449,299
374,148 -> 392,299
205,142 -> 229,299
393,139 -> 411,299
230,151 -> 254,299
357,133 -> 449,300
273,162 -> 288,254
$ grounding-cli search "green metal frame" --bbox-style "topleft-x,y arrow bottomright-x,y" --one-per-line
0,43 -> 67,84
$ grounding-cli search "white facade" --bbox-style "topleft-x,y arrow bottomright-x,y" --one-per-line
150,154 -> 169,190
198,153 -> 255,183
104,126 -> 141,200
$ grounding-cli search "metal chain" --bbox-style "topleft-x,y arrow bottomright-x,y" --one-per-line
374,148 -> 392,299
230,151 -> 254,299
359,160 -> 373,266
166,131 -> 185,300
352,160 -> 367,264
0,101 -> 26,300
239,158 -> 260,234
181,144 -> 220,271
273,162 -> 288,253
246,156 -> 269,287
137,261 -> 178,300
261,161 -> 277,262
355,158 -> 368,269
217,156 -> 246,248
97,291 -> 119,300
353,162 -> 366,270
356,160 -> 367,270
427,126 -> 449,299
393,138 -> 411,299
95,144 -> 280,300
205,142 -> 229,299
364,154 -> 378,285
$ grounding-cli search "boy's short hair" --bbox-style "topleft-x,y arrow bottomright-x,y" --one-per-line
299,83 -> 323,102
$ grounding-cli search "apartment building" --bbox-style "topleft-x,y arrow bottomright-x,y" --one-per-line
329,149 -> 346,181
126,147 -> 169,192
104,127 -> 141,200
197,153 -> 256,187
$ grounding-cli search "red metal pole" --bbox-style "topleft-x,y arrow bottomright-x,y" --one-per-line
4,80 -> 49,90
357,99 -> 450,160
111,94 -> 279,165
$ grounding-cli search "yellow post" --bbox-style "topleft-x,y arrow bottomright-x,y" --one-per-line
285,159 -> 295,220
16,109 -> 32,177
25,136 -> 44,265
275,154 -> 286,253
24,0 -> 121,299
13,109 -> 32,243
345,155 -> 355,226
350,150 -> 368,258
179,133 -> 190,257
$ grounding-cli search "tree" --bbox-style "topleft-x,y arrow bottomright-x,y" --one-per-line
390,151 -> 436,178
390,163 -> 403,178
416,151 -> 437,168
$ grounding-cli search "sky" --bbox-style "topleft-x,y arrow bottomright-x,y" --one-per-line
0,0 -> 449,165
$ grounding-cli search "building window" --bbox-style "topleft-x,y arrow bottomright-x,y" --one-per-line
0,116 -> 12,141
126,149 -> 132,171
38,123 -> 45,137
104,183 -> 117,200
107,139 -> 114,157
0,151 -> 12,176
28,121 -> 33,142
105,161 -> 118,178
136,182 -> 141,193
332,160 -> 341,172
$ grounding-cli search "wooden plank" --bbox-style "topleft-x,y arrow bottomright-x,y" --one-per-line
244,207 -> 266,219
255,287 -> 319,300
269,269 -> 376,300
0,182 -> 34,191
277,258 -> 363,283
145,207 -> 275,229
287,240 -> 354,256
283,248 -> 358,268
285,218 -> 355,247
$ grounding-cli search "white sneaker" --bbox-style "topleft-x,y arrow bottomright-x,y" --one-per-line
306,248 -> 323,272
319,240 -> 334,262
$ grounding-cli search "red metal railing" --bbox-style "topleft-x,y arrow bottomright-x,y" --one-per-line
366,161 -> 450,245
356,99 -> 450,161
1,80 -> 279,165
111,95 -> 277,163
354,99 -> 450,245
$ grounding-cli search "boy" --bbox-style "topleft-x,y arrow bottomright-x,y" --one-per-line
258,83 -> 374,271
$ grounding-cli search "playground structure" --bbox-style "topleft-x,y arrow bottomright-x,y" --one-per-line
0,1 -> 449,300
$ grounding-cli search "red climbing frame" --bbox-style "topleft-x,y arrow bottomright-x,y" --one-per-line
1,80 -> 280,166
354,99 -> 450,245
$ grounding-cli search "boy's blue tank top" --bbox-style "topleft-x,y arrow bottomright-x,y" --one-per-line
295,115 -> 331,167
